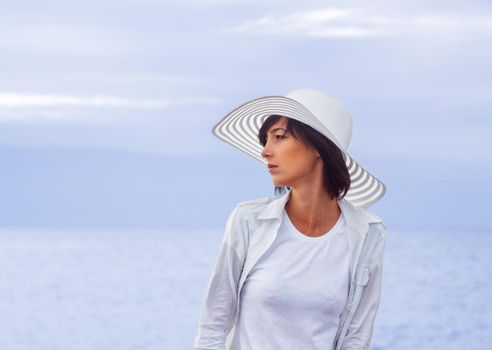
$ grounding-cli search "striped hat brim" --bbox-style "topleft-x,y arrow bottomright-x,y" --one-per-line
212,96 -> 386,208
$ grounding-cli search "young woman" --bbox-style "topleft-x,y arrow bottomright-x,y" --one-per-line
194,89 -> 387,350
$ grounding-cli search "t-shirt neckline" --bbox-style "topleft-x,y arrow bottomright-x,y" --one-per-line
282,208 -> 345,243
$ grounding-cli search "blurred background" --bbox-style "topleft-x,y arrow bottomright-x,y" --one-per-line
0,0 -> 491,349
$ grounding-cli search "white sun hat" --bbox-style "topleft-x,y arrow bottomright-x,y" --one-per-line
211,88 -> 386,208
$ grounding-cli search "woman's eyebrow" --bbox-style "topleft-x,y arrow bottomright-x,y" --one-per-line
267,127 -> 287,134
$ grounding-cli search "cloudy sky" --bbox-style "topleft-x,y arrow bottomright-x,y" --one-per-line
1,0 -> 491,230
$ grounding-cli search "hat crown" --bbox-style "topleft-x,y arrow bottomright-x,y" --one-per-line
286,89 -> 353,150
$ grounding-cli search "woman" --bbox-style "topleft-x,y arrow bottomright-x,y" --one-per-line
194,89 -> 387,350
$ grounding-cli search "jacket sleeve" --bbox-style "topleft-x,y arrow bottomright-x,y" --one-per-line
342,223 -> 387,350
194,205 -> 246,350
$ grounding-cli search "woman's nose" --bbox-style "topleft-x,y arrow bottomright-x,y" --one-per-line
261,144 -> 270,159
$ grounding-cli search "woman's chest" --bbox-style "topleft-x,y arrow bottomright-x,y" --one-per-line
241,227 -> 350,313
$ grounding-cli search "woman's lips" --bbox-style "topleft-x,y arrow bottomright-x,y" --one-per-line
268,165 -> 278,172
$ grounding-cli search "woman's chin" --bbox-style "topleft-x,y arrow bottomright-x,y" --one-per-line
271,177 -> 288,187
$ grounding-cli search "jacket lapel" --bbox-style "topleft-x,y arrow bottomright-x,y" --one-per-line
338,197 -> 383,281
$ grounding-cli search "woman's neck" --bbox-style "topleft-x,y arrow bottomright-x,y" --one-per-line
284,187 -> 341,237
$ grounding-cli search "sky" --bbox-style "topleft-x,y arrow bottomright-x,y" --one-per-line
1,0 -> 491,230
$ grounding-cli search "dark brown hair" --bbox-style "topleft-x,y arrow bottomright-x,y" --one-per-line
258,114 -> 351,199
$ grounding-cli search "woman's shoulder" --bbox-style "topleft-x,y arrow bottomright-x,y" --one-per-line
353,202 -> 384,224
232,194 -> 276,219
223,195 -> 275,245
357,206 -> 387,238
236,195 -> 272,208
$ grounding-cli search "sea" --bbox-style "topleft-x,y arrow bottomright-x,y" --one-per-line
0,227 -> 490,350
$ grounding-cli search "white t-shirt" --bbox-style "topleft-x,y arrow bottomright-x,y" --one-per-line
230,208 -> 349,350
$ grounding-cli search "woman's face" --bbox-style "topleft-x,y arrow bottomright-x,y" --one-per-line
261,117 -> 321,188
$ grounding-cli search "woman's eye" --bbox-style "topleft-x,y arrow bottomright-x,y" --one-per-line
275,135 -> 285,140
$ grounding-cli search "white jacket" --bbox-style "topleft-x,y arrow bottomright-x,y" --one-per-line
194,188 -> 387,350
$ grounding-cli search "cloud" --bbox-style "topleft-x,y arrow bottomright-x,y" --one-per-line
227,7 -> 492,39
0,24 -> 138,56
0,93 -> 222,122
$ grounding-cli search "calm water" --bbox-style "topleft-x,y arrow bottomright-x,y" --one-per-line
0,227 -> 490,350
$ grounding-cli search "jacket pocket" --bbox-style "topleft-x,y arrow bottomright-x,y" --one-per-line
355,266 -> 369,286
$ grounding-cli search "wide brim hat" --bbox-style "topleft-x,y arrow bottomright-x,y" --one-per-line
211,88 -> 386,208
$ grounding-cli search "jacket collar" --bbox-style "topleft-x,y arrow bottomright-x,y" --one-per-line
257,187 -> 382,233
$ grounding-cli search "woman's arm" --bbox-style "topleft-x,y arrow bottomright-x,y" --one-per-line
342,223 -> 387,350
194,205 -> 245,350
